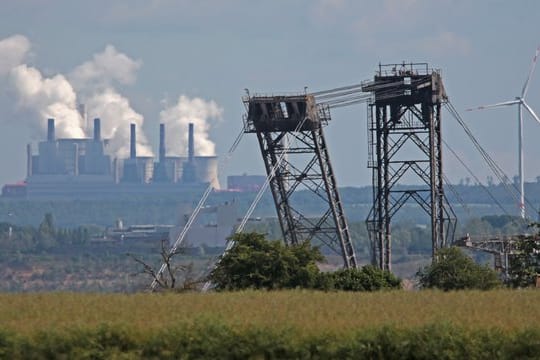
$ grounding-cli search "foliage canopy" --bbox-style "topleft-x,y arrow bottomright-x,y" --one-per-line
507,224 -> 540,288
208,232 -> 401,291
416,247 -> 501,291
208,232 -> 323,290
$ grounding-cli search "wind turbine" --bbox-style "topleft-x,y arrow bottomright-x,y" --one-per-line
467,46 -> 540,219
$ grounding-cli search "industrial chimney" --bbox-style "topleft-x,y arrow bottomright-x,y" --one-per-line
182,122 -> 197,183
47,118 -> 55,142
188,122 -> 194,163
93,118 -> 101,141
130,123 -> 136,159
159,123 -> 166,163
26,143 -> 32,178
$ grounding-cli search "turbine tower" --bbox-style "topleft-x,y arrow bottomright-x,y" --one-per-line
467,46 -> 540,219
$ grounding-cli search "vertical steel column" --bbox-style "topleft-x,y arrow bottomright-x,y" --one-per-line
363,63 -> 456,269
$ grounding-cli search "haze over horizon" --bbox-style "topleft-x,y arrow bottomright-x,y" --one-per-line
1,0 -> 540,188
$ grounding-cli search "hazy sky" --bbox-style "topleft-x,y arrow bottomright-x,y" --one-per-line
0,0 -> 540,188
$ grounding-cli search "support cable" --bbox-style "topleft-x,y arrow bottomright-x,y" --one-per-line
442,139 -> 510,216
201,115 -> 310,292
445,101 -> 536,218
150,126 -> 245,291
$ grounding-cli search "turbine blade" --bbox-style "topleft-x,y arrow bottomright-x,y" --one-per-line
521,45 -> 540,98
465,99 -> 520,111
522,101 -> 540,125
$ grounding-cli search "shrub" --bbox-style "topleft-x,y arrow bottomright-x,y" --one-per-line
416,247 -> 501,291
208,232 -> 323,291
320,266 -> 401,291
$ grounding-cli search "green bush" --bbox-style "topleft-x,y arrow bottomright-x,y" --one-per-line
508,225 -> 540,288
416,247 -> 501,291
208,232 -> 323,291
209,232 -> 402,292
320,266 -> 401,291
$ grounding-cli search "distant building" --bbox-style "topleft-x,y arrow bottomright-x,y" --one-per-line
227,174 -> 266,192
1,182 -> 27,198
3,118 -> 220,199
172,201 -> 238,248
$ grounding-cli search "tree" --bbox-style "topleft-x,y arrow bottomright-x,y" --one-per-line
507,225 -> 540,288
36,213 -> 57,250
416,247 -> 501,291
323,266 -> 401,291
128,240 -> 199,292
208,232 -> 323,291
208,232 -> 402,292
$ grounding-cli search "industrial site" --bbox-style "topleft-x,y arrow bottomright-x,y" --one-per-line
2,116 -> 221,199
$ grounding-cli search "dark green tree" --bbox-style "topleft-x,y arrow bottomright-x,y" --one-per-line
508,225 -> 540,288
325,266 -> 401,292
416,247 -> 501,291
36,213 -> 57,250
208,232 -> 323,291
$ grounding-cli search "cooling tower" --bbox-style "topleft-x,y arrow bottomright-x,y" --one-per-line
194,156 -> 219,189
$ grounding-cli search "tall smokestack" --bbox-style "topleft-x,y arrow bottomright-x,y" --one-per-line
130,123 -> 136,159
26,143 -> 32,178
47,118 -> 55,142
159,123 -> 166,163
188,122 -> 194,163
93,118 -> 101,141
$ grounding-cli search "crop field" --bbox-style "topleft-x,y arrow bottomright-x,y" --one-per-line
0,290 -> 539,358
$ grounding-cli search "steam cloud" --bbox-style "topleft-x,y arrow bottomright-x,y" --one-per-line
10,65 -> 86,138
70,44 -> 142,88
0,35 -> 30,75
160,95 -> 223,156
0,35 -> 85,138
0,36 -> 152,157
69,45 -> 152,157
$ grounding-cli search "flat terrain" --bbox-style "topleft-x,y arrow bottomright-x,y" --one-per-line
1,290 -> 538,335
1,290 -> 538,358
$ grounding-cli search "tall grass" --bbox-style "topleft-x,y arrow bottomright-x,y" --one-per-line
0,290 -> 538,335
0,290 -> 539,358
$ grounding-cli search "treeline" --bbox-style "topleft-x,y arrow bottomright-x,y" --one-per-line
0,211 -> 528,258
0,213 -> 92,254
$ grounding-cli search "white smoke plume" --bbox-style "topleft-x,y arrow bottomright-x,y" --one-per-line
69,45 -> 152,157
0,34 -> 30,75
9,65 -> 85,138
85,89 -> 151,158
69,44 -> 142,89
160,95 -> 223,157
0,34 -> 85,139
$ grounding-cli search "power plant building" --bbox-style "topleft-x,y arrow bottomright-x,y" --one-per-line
3,117 -> 220,199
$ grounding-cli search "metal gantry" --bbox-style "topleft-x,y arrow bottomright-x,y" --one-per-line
243,93 -> 357,268
454,233 -> 538,279
362,63 -> 456,270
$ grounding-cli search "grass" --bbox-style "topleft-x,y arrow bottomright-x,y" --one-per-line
0,290 -> 539,358
0,289 -> 538,336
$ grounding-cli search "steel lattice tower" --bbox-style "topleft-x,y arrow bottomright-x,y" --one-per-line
362,63 -> 456,270
244,93 -> 357,268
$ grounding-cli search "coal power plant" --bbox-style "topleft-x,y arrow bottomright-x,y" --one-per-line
3,118 -> 219,199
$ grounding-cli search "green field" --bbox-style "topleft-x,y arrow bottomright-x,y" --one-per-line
0,290 -> 539,358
